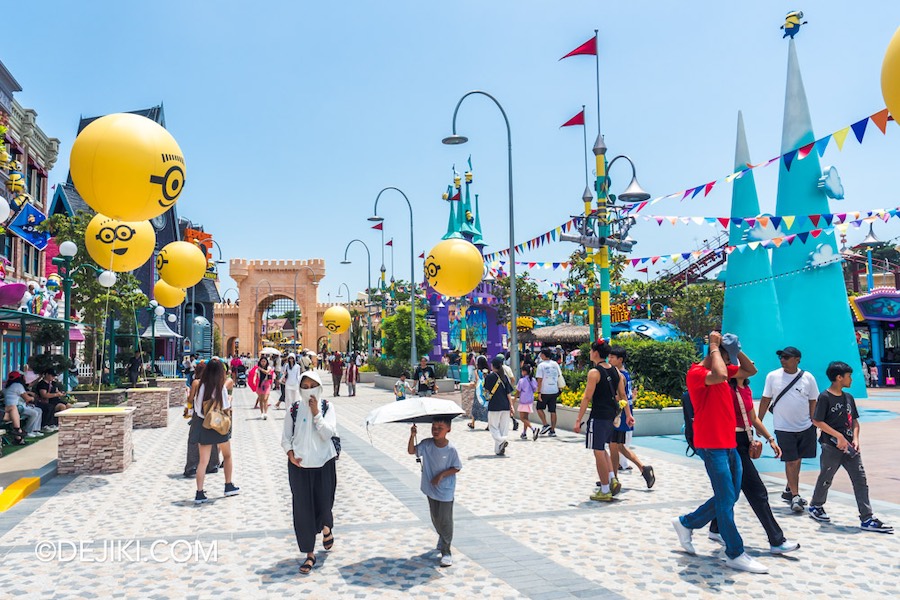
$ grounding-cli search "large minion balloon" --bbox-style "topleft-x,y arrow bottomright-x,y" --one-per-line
70,113 -> 186,221
780,11 -> 807,39
84,214 -> 155,272
882,27 -> 900,120
156,240 -> 207,288
424,238 -> 484,298
153,279 -> 186,308
322,305 -> 351,334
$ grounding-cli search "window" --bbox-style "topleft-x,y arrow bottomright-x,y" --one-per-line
22,244 -> 31,274
1,234 -> 11,262
31,244 -> 40,275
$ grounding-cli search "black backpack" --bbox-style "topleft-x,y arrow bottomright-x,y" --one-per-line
681,390 -> 696,456
290,398 -> 341,459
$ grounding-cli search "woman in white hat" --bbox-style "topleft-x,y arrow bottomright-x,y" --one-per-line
279,353 -> 302,409
282,370 -> 339,575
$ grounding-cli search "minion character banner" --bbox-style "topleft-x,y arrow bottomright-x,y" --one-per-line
8,204 -> 50,250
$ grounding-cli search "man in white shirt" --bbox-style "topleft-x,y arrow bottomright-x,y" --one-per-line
535,348 -> 561,437
758,346 -> 820,513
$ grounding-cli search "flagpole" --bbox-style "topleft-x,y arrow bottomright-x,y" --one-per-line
581,104 -> 589,189
594,29 -> 601,137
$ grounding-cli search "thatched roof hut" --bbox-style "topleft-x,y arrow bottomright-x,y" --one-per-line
519,324 -> 590,345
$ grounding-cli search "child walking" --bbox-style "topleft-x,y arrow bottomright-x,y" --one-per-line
394,372 -> 413,401
408,417 -> 462,567
808,361 -> 893,533
515,364 -> 540,441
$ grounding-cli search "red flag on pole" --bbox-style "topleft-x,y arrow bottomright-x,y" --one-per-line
560,109 -> 585,128
385,239 -> 393,247
418,252 -> 425,259
560,37 -> 597,60
451,191 -> 460,201
636,267 -> 649,273
371,222 -> 383,231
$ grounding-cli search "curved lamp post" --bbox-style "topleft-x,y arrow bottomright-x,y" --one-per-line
342,239 -> 374,358
370,187 -> 416,367
443,90 -> 519,375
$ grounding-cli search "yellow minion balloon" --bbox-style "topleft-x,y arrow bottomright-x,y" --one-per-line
882,27 -> 900,122
84,214 -> 155,272
424,238 -> 484,298
153,279 -> 186,308
70,113 -> 186,221
156,241 -> 207,288
322,305 -> 351,334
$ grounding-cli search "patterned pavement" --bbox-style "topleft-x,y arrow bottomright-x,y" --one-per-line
0,375 -> 898,598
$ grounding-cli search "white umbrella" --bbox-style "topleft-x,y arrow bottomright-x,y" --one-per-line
365,398 -> 465,426
259,347 -> 281,356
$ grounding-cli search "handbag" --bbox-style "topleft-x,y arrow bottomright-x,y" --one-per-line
557,364 -> 567,390
735,387 -> 763,459
202,401 -> 232,435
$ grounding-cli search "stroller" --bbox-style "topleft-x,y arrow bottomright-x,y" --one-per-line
235,365 -> 248,388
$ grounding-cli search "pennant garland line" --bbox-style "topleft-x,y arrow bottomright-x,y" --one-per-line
482,218 -> 578,261
487,261 -> 572,271
624,107 -> 893,214
636,207 -> 900,230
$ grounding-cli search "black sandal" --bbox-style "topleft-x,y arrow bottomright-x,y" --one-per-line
299,555 -> 316,575
467,422 -> 475,429
323,530 -> 334,551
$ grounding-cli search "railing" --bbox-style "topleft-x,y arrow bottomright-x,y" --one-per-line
76,360 -> 180,379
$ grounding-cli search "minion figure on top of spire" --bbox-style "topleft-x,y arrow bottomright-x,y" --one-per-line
781,11 -> 807,39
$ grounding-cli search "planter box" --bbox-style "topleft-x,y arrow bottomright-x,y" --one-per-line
156,378 -> 188,407
56,407 -> 136,475
547,406 -> 683,437
68,389 -> 127,406
358,371 -> 376,383
124,387 -> 171,429
373,374 -> 454,393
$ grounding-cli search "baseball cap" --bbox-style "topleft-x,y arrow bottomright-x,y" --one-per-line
776,346 -> 802,358
7,370 -> 21,379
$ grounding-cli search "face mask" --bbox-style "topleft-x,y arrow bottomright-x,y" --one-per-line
300,386 -> 320,403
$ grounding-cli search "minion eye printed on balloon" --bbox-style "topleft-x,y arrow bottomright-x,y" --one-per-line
96,225 -> 135,243
149,153 -> 186,208
425,260 -> 441,279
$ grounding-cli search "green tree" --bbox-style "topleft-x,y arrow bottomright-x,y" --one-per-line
492,272 -> 552,323
668,282 -> 724,340
41,212 -> 149,374
380,304 -> 435,362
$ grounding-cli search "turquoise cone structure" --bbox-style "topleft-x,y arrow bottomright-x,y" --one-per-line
771,40 -> 864,396
722,111 -> 784,390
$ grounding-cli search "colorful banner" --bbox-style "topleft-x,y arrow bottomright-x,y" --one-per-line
9,204 -> 50,250
637,207 -> 898,230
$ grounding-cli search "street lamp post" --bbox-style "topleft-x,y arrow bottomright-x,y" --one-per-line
147,300 -> 165,372
370,187 -> 417,367
443,90 -> 520,376
253,279 -> 274,354
341,239 -> 374,359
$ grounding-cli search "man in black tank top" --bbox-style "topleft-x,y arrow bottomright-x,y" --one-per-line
574,341 -> 626,502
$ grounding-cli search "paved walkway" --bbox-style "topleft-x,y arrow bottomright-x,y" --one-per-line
0,377 -> 898,598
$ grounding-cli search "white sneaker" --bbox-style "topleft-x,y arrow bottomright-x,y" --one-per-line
770,540 -> 800,554
672,517 -> 696,555
262,414 -> 268,420
42,426 -> 53,432
708,531 -> 725,545
439,554 -> 453,567
27,432 -> 43,438
724,552 -> 768,573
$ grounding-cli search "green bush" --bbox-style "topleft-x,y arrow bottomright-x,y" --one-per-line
371,358 -> 448,379
578,337 -> 699,398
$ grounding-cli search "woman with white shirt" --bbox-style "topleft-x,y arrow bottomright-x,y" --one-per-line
279,353 -> 302,409
191,359 -> 240,505
281,370 -> 338,576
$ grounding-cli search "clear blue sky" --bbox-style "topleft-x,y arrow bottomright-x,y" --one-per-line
7,1 -> 900,301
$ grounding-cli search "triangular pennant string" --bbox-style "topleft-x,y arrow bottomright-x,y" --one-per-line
851,117 -> 869,143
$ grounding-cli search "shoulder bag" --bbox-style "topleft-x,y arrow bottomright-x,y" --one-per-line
290,398 -> 341,459
556,363 -> 567,389
769,370 -> 804,413
202,399 -> 232,435
736,388 -> 763,459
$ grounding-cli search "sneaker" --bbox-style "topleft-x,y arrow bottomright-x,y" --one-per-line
42,425 -> 53,432
724,552 -> 768,574
781,489 -> 793,503
540,424 -> 551,435
520,432 -> 528,440
708,531 -> 724,545
548,430 -> 557,438
619,465 -> 633,472
791,495 -> 805,513
262,414 -> 268,420
860,518 -> 894,533
641,465 -> 656,489
610,478 -> 622,496
194,490 -> 208,505
808,505 -> 830,522
26,432 -> 40,438
531,427 -> 539,441
498,440 -> 508,456
671,517 -> 696,555
183,469 -> 197,478
48,425 -> 59,432
770,540 -> 800,554
590,489 -> 614,502
224,483 -> 240,497
512,419 -> 519,431
439,554 -> 453,567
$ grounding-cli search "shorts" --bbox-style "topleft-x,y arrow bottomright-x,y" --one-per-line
775,426 -> 818,462
536,393 -> 558,413
585,418 -> 614,450
609,429 -> 627,444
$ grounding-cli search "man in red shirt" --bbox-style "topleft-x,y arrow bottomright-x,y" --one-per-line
671,331 -> 767,573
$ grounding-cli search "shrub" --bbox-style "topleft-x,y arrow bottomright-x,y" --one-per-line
371,357 -> 448,379
359,364 -> 378,373
580,337 -> 698,399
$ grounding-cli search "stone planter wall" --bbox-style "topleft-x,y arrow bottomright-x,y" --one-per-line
57,407 -> 136,475
68,389 -> 127,406
156,378 -> 188,407
358,371 -> 376,383
543,405 -> 683,437
373,374 -> 455,393
125,387 -> 170,429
